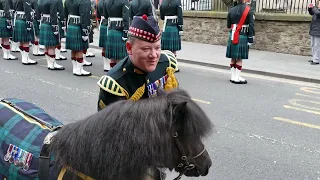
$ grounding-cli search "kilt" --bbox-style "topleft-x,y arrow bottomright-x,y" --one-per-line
0,17 -> 12,38
33,20 -> 40,37
226,32 -> 249,60
99,24 -> 108,48
12,20 -> 34,43
161,25 -> 181,52
39,23 -> 60,47
105,29 -> 127,60
65,24 -> 88,51
0,98 -> 63,179
58,21 -> 65,38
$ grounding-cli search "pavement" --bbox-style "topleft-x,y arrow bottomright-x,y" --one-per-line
0,51 -> 319,179
86,28 -> 320,84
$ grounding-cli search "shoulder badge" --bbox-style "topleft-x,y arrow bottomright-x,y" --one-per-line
161,50 -> 178,71
97,76 -> 129,98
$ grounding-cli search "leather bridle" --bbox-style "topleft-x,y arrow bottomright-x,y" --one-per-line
172,131 -> 206,180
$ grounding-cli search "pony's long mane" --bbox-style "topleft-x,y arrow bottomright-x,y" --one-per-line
50,89 -> 213,180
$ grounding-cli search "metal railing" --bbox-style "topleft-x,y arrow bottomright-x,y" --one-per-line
155,0 -> 316,14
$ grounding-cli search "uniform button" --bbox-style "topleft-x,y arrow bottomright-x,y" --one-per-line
122,68 -> 126,72
147,79 -> 150,83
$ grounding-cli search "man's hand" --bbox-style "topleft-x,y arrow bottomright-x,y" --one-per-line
6,19 -> 11,29
179,31 -> 183,36
26,21 -> 32,31
82,36 -> 88,41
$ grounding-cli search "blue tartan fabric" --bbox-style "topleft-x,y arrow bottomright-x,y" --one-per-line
12,20 -> 34,43
0,17 -> 12,38
161,25 -> 181,52
99,24 -> 108,48
39,23 -> 60,47
0,98 -> 63,180
226,32 -> 249,60
65,24 -> 88,51
105,29 -> 127,60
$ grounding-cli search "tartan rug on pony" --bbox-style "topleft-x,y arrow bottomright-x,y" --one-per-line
0,98 -> 63,180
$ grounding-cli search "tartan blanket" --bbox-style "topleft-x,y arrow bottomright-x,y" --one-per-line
0,98 -> 63,179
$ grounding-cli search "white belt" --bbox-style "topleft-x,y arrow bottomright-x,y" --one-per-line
16,11 -> 25,15
42,14 -> 50,18
67,14 -> 81,28
107,17 -> 123,33
231,24 -> 249,40
163,15 -> 178,32
13,11 -> 26,27
109,17 -> 123,22
40,14 -> 51,27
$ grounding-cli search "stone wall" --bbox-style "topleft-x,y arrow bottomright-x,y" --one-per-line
157,11 -> 312,56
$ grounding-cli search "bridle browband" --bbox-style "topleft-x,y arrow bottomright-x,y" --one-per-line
172,131 -> 206,180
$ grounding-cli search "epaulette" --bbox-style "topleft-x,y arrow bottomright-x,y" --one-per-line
97,76 -> 129,98
161,50 -> 178,70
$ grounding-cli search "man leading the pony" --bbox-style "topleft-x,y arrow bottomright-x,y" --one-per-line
97,14 -> 179,110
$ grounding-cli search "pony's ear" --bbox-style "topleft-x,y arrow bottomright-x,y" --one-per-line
173,101 -> 187,121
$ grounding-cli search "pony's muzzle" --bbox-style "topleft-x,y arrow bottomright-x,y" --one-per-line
193,149 -> 212,176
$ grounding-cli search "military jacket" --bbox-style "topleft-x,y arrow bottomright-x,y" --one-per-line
96,0 -> 103,19
57,0 -> 66,23
227,2 -> 254,38
38,0 -> 59,27
129,0 -> 153,22
12,0 -> 33,23
0,0 -> 11,19
30,0 -> 40,22
64,0 -> 91,37
97,50 -> 178,111
103,0 -> 129,34
160,0 -> 183,31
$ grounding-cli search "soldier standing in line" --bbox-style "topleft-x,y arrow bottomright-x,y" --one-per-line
30,0 -> 45,56
160,0 -> 182,72
226,0 -> 254,84
84,0 -> 95,59
9,0 -> 19,52
64,0 -> 92,76
103,0 -> 130,69
12,0 -> 37,65
96,0 -> 111,72
0,0 -> 17,60
55,0 -> 67,61
81,0 -> 94,66
38,0 -> 65,70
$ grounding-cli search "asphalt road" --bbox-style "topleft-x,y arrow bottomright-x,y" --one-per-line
0,47 -> 320,180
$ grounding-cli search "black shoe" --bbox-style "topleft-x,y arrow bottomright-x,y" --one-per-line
311,61 -> 319,65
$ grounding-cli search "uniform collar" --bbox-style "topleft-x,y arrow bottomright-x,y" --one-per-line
125,57 -> 148,75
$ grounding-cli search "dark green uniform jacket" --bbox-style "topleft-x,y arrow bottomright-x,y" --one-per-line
57,0 -> 66,25
64,0 -> 91,37
0,0 -> 10,20
227,2 -> 254,41
129,0 -> 153,22
97,50 -> 178,111
12,0 -> 33,24
103,0 -> 129,37
160,0 -> 183,31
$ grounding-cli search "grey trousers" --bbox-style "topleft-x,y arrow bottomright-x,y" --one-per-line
311,35 -> 320,63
